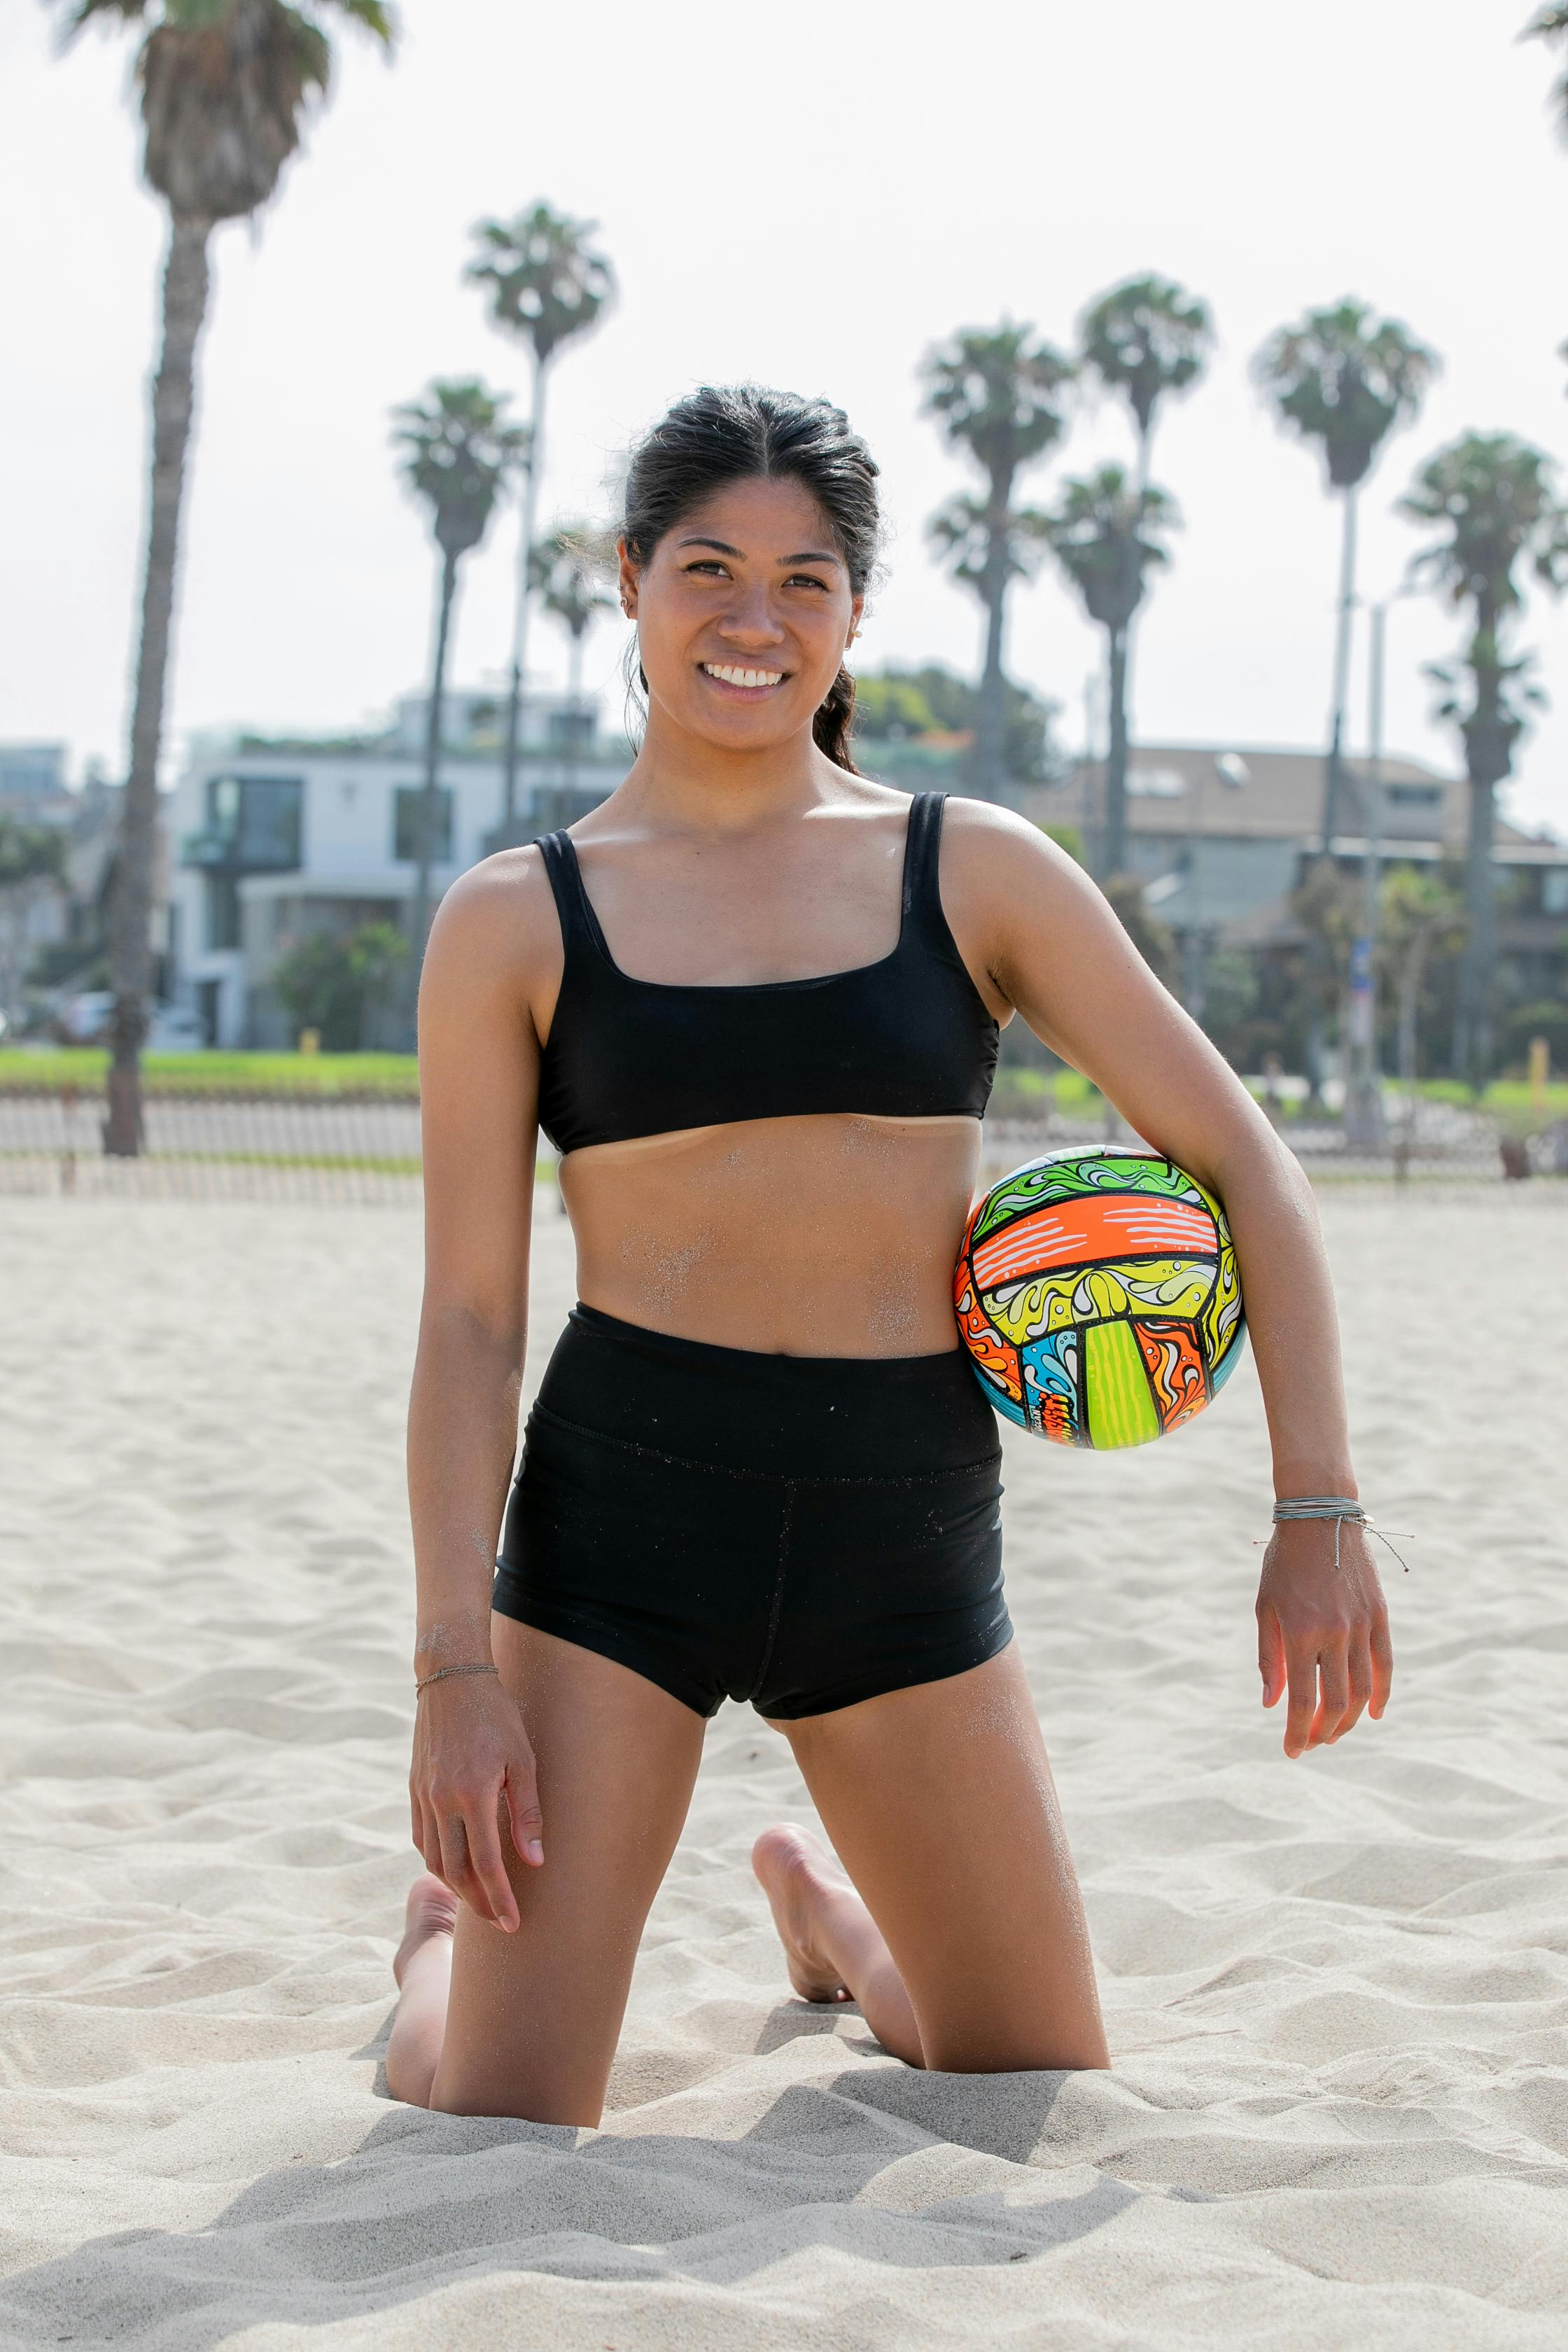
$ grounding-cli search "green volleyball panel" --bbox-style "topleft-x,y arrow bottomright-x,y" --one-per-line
1083,1317 -> 1161,1450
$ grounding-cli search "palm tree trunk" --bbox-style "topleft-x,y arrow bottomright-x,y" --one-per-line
1118,420 -> 1154,806
105,211 -> 212,1156
1103,624 -> 1130,877
410,549 -> 458,974
1320,484 -> 1359,855
500,356 -> 547,837
1455,774 -> 1497,1086
1453,624 -> 1507,1088
974,479 -> 1012,803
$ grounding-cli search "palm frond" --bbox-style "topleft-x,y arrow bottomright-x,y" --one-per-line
466,204 -> 615,367
1253,299 -> 1439,489
392,377 -> 526,561
1523,0 -> 1568,130
1078,274 -> 1214,438
58,1 -> 394,209
1038,463 -> 1180,634
1398,430 -> 1568,620
52,0 -> 148,43
328,0 -> 396,41
919,322 -> 1074,492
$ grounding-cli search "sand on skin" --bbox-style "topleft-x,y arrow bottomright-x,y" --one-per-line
1,1189 -> 1566,2350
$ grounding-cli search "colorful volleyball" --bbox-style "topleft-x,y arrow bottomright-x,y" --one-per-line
954,1146 -> 1245,1448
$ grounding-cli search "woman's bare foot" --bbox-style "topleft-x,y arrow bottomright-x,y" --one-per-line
393,1872 -> 458,1987
387,1875 -> 460,2108
751,1823 -> 858,2003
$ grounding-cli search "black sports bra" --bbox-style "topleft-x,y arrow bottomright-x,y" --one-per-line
534,791 -> 999,1156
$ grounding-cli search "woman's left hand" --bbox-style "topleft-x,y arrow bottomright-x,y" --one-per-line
1256,1518 -> 1393,1757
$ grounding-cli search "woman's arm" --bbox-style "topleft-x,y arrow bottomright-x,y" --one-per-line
944,804 -> 1392,1759
407,852 -> 555,1925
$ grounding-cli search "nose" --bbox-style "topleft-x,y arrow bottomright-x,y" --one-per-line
715,580 -> 785,648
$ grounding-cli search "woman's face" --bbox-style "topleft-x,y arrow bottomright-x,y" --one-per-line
621,475 -> 863,755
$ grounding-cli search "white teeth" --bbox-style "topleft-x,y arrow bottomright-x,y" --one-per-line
704,663 -> 783,688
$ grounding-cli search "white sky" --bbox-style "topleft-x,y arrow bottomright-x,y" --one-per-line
4,0 -> 1567,834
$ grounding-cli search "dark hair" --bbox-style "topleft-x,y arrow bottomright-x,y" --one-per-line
622,383 -> 881,771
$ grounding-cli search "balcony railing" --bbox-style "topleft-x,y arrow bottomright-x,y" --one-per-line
180,828 -> 237,868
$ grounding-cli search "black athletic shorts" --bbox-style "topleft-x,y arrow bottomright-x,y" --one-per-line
492,1304 -> 1011,1720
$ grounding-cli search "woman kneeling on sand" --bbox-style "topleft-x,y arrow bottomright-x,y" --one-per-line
386,384 -> 1392,2124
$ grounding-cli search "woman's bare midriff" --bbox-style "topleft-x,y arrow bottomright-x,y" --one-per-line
559,1112 -> 981,1357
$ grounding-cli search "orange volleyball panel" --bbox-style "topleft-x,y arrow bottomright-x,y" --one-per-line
1134,1318 -> 1208,1432
969,1195 -> 1219,1294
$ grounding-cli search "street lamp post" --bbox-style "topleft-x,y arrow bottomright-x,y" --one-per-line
1184,752 -> 1247,1023
1345,580 -> 1420,1149
1182,759 -> 1207,1021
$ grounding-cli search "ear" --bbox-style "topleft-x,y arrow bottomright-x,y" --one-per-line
846,589 -> 865,652
616,536 -> 639,618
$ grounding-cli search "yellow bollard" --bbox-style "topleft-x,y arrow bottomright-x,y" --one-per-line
1528,1035 -> 1549,1114
298,1028 -> 321,1057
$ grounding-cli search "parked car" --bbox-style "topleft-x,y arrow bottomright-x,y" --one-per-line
147,1005 -> 204,1052
59,993 -> 204,1051
61,990 -> 113,1043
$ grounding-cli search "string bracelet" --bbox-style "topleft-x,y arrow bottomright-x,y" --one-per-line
1270,1495 -> 1412,1573
414,1662 -> 499,1695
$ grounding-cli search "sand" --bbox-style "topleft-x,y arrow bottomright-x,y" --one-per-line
2,1187 -> 1567,2349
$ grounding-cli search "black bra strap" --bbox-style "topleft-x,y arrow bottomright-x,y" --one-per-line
902,791 -> 947,932
536,830 -> 601,963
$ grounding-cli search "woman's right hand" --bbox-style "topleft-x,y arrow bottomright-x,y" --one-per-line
410,1670 -> 544,1933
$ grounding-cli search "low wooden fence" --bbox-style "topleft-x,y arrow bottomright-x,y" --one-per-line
1,1086 -> 1562,1204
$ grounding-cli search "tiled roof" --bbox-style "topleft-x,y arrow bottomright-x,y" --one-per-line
1032,745 -> 1565,858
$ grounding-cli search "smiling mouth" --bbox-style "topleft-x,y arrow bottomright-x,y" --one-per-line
701,663 -> 785,690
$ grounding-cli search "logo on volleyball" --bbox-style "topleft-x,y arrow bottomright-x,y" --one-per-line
954,1146 -> 1246,1449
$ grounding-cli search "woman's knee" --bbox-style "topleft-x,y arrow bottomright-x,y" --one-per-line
914,2016 -> 1111,2075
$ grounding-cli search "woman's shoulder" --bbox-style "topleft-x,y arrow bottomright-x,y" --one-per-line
936,793 -> 1080,889
422,841 -> 565,1000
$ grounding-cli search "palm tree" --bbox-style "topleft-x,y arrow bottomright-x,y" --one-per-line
1077,276 -> 1212,872
1397,431 -> 1568,1084
466,205 -> 616,839
1079,274 -> 1214,489
530,524 -> 617,799
1039,465 -> 1180,878
1253,302 -> 1438,855
922,324 -> 1076,802
391,381 -> 526,968
50,0 -> 394,1154
1524,4 -> 1568,141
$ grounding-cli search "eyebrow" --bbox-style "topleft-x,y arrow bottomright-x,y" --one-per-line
676,536 -> 844,567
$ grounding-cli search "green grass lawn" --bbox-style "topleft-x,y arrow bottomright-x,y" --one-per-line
0,1049 -> 420,1096
4,1048 -> 1564,1126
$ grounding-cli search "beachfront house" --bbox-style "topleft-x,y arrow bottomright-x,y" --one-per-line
1024,748 -> 1568,1070
167,692 -> 628,1048
163,706 -> 1568,1067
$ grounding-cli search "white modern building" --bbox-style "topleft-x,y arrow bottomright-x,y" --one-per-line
167,692 -> 627,1046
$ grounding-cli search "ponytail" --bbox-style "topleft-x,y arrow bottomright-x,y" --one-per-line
813,664 -> 861,775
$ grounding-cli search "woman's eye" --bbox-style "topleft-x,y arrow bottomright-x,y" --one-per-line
787,573 -> 830,592
684,560 -> 727,578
